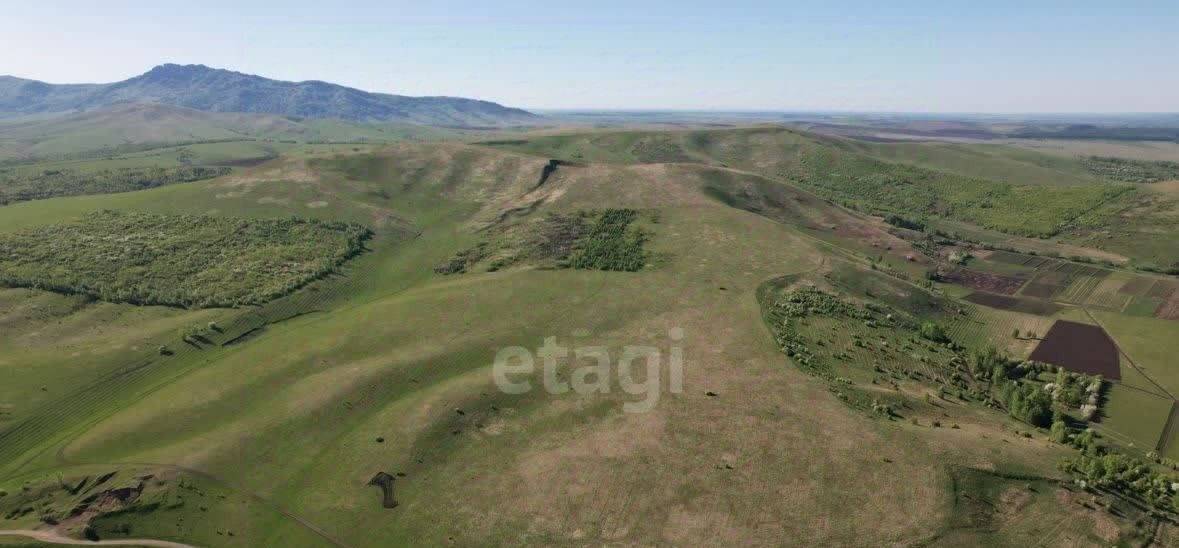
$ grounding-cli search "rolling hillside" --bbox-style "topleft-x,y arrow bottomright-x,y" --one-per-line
1,127 -> 1177,546
0,103 -> 464,159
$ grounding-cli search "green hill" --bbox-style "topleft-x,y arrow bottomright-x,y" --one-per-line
1,128 -> 1177,546
0,63 -> 541,126
0,103 -> 464,160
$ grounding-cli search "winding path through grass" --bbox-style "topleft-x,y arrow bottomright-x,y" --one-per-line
0,529 -> 197,547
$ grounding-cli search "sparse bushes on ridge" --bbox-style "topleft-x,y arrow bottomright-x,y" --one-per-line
0,210 -> 371,308
438,209 -> 649,275
1082,156 -> 1179,184
0,165 -> 229,205
884,214 -> 926,232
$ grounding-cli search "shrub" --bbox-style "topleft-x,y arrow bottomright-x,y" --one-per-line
566,209 -> 648,272
919,322 -> 949,343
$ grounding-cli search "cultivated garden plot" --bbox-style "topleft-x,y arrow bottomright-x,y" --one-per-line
962,292 -> 1061,316
1028,321 -> 1121,379
942,268 -> 1026,295
1086,276 -> 1136,311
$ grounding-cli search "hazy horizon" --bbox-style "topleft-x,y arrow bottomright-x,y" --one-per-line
5,1 -> 1178,113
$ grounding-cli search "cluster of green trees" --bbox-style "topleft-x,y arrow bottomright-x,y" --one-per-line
1082,156 -> 1179,184
967,347 -> 1095,428
0,166 -> 230,205
0,211 -> 371,308
1050,369 -> 1104,420
883,214 -> 926,232
1059,453 -> 1179,512
566,209 -> 647,271
996,380 -> 1054,427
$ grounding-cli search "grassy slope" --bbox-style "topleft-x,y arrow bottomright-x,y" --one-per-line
482,127 -> 1179,269
0,139 -> 1171,545
0,103 -> 465,160
9,121 -> 1167,269
845,140 -> 1106,186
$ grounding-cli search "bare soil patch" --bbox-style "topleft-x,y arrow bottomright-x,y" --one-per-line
1156,292 -> 1179,321
1118,277 -> 1155,296
964,292 -> 1062,316
1033,271 -> 1070,285
987,250 -> 1028,265
1020,282 -> 1062,299
368,472 -> 398,509
943,269 -> 1025,295
1028,321 -> 1120,379
1147,280 -> 1178,299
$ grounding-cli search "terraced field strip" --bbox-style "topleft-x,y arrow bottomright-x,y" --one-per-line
945,303 -> 1054,358
1085,277 -> 1133,310
1118,276 -> 1156,297
1057,275 -> 1100,303
1146,279 -> 1178,299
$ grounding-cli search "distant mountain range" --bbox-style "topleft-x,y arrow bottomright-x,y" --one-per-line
0,64 -> 540,127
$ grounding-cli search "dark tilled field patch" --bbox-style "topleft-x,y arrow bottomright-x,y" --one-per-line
1033,271 -> 1071,285
1148,280 -> 1178,299
964,292 -> 1062,316
989,250 -> 1030,265
1021,282 -> 1063,299
944,268 -> 1026,295
1119,277 -> 1156,296
1029,321 -> 1120,379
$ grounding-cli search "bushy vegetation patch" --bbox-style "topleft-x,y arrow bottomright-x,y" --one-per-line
0,210 -> 370,308
0,166 -> 229,205
440,209 -> 648,274
566,209 -> 647,271
766,138 -> 1133,238
884,214 -> 926,231
1082,156 -> 1179,184
1059,453 -> 1179,512
762,285 -> 963,414
762,278 -> 1119,432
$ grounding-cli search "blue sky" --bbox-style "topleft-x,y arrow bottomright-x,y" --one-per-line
3,1 -> 1177,112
